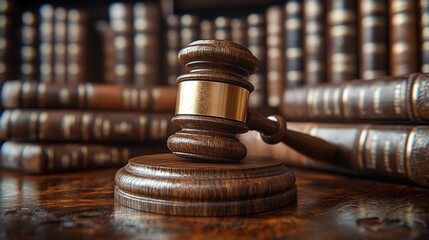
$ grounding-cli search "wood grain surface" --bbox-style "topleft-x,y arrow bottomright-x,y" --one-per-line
114,154 -> 296,216
1,166 -> 428,239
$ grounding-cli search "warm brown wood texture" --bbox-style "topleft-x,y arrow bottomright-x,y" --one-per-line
115,153 -> 296,216
1,167 -> 429,239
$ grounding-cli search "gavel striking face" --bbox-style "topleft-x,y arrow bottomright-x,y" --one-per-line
167,40 -> 336,162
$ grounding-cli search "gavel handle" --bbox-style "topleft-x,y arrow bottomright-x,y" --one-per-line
246,108 -> 337,162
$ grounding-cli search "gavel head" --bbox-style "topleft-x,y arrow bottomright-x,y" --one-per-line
167,40 -> 259,162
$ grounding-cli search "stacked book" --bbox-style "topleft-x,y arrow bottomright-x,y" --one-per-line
240,73 -> 429,187
0,0 -> 19,82
107,1 -> 161,86
0,80 -> 177,174
164,0 -> 428,110
19,4 -> 104,84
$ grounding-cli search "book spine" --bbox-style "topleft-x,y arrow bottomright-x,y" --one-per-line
281,73 -> 429,122
20,11 -> 39,82
109,3 -> 134,84
179,14 -> 199,78
0,0 -> 19,80
133,2 -> 161,86
0,110 -> 177,142
54,7 -> 67,83
327,0 -> 358,83
421,0 -> 429,73
231,17 -> 247,47
303,0 -> 326,85
39,4 -> 55,82
95,20 -> 115,83
180,14 -> 199,48
358,0 -> 388,79
67,9 -> 90,83
165,14 -> 181,85
240,122 -> 429,187
266,5 -> 284,108
0,141 -> 169,174
285,0 -> 304,87
247,13 -> 266,109
214,16 -> 231,41
359,0 -> 388,79
0,80 -> 176,112
389,0 -> 418,76
199,19 -> 215,40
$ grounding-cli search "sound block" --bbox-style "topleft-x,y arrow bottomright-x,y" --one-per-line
114,153 -> 296,216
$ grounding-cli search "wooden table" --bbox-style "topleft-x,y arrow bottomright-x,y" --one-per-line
1,166 -> 428,239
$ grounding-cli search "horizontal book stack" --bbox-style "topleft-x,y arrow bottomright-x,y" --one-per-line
240,73 -> 429,187
0,80 -> 178,174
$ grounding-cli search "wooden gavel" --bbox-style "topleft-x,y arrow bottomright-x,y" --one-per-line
167,40 -> 337,162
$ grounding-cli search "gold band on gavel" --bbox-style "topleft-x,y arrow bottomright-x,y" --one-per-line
175,81 -> 250,122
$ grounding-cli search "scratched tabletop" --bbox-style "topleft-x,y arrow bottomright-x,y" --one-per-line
1,166 -> 428,240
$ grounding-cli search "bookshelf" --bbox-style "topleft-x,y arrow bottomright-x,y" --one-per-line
0,0 -> 428,236
0,0 -> 429,193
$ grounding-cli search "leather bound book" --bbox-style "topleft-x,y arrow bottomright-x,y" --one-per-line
240,122 -> 429,187
199,19 -> 215,40
420,0 -> 429,73
179,14 -> 199,75
214,16 -> 232,41
247,13 -> 266,109
95,20 -> 115,83
165,14 -> 181,85
281,73 -> 429,123
1,80 -> 176,112
285,0 -> 304,87
326,0 -> 358,83
133,2 -> 161,86
180,14 -> 199,48
304,0 -> 326,85
67,9 -> 90,83
54,7 -> 67,83
358,0 -> 388,79
39,4 -> 55,83
20,11 -> 39,82
0,0 -> 19,80
266,5 -> 284,108
389,0 -> 418,76
231,17 -> 247,46
109,3 -> 134,84
0,141 -> 169,174
0,110 -> 177,142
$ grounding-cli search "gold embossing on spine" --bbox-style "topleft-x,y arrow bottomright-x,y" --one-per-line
411,74 -> 429,122
82,145 -> 88,168
406,127 -> 429,186
175,81 -> 249,122
38,83 -> 47,106
357,127 -> 369,171
342,82 -> 352,119
38,111 -> 48,139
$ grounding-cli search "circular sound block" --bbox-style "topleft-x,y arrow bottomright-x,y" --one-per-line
114,153 -> 297,216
